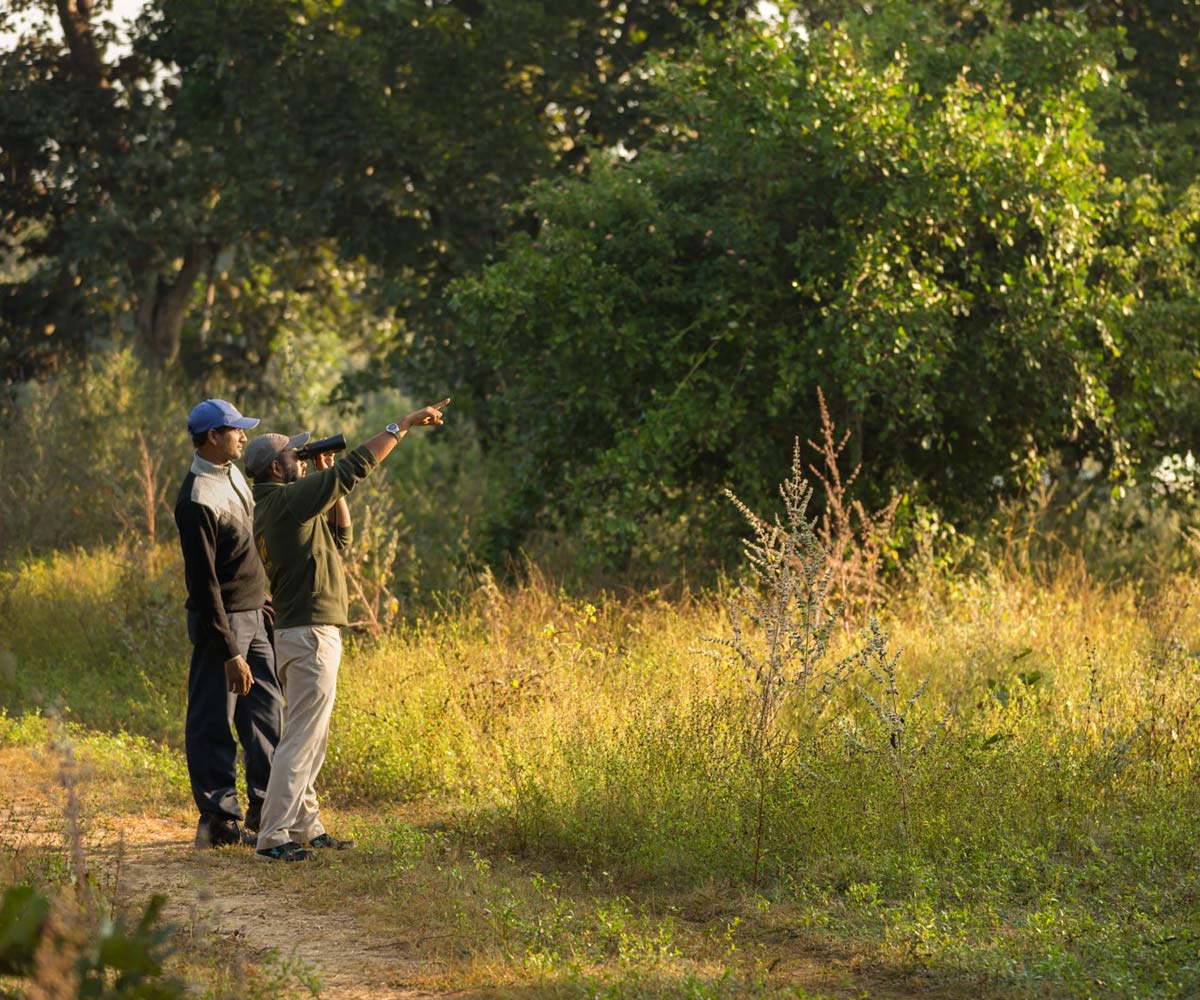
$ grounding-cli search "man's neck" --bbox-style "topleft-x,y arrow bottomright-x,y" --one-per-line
196,446 -> 230,467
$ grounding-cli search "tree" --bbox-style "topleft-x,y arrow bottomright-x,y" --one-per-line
141,0 -> 753,419
2,0 -> 752,387
785,0 -> 1199,187
451,16 -> 1200,572
0,0 -> 221,376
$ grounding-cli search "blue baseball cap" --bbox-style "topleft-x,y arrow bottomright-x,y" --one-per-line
187,399 -> 260,435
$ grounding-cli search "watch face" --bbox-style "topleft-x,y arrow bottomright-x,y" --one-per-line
386,423 -> 400,435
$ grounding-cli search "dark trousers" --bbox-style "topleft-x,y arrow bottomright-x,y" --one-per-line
185,608 -> 282,831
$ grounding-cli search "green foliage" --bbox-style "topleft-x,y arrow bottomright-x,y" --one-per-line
0,885 -> 184,999
453,15 -> 1200,571
0,885 -> 49,976
178,241 -> 397,403
0,0 -> 221,373
1010,0 -> 1200,186
4,2 -> 1197,570
1,0 -> 751,386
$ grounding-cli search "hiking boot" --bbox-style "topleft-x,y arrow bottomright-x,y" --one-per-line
195,817 -> 243,849
308,833 -> 356,850
239,827 -> 259,847
255,841 -> 316,862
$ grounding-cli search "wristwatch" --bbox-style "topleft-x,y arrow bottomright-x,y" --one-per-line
385,422 -> 403,440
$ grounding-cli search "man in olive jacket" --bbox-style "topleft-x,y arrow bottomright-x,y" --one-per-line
245,398 -> 449,861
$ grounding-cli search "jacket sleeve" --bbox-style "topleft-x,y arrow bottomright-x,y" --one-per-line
283,445 -> 379,524
333,524 -> 353,551
175,501 -> 240,661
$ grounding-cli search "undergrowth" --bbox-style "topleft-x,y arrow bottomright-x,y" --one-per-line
2,509 -> 1199,995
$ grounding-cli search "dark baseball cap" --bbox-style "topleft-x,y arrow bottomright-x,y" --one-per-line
187,399 -> 260,435
244,431 -> 311,478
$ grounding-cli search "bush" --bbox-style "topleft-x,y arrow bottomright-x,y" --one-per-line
451,16 -> 1200,573
0,884 -> 184,999
0,352 -> 189,559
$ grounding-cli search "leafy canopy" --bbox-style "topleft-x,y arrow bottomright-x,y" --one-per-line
452,14 -> 1200,572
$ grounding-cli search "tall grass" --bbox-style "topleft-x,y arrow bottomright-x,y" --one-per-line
3,534 -> 1199,993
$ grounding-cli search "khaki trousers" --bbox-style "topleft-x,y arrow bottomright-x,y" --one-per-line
256,625 -> 342,850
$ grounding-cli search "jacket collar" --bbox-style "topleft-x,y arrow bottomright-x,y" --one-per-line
191,452 -> 234,477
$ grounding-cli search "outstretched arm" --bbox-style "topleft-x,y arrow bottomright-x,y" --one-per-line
363,398 -> 450,463
283,399 -> 451,524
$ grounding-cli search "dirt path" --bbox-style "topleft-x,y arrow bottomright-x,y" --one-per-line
109,817 -> 441,1000
1,749 -> 457,1000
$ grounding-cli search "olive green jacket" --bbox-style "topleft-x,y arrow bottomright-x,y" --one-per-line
251,445 -> 378,629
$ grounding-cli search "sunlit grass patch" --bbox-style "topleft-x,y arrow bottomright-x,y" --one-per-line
3,536 -> 1200,996
0,544 -> 188,743
0,715 -> 189,819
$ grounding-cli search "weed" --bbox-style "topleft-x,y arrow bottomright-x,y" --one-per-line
717,440 -> 846,746
806,387 -> 899,626
711,439 -> 855,885
342,500 -> 405,635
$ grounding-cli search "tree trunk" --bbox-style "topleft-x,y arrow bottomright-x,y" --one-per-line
55,0 -> 108,88
134,248 -> 205,368
56,0 -> 208,369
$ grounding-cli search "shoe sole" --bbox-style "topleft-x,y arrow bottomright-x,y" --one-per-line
254,850 -> 316,862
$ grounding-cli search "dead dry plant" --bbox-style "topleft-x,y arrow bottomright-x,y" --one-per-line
845,619 -> 941,851
992,476 -> 1064,581
807,388 -> 899,627
113,430 -> 170,550
343,504 -> 405,635
710,439 -> 856,885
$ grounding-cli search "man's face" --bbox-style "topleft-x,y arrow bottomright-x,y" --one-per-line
276,450 -> 304,484
209,426 -> 247,464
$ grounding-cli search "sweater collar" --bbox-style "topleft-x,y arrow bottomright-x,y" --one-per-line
191,452 -> 234,478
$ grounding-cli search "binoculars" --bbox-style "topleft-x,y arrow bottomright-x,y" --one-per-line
296,434 -> 346,461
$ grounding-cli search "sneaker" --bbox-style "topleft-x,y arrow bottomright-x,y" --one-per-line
308,833 -> 356,850
255,841 -> 316,862
195,818 -> 243,849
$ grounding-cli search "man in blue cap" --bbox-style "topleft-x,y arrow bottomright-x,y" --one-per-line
174,399 -> 283,849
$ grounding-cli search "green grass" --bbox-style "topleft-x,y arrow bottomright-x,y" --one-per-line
2,543 -> 1199,997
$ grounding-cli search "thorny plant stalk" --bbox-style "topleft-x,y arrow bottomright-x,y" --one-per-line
46,709 -> 88,889
25,711 -> 90,999
18,714 -> 190,999
720,439 -> 843,750
713,439 -> 854,885
807,387 -> 899,627
28,896 -> 86,1000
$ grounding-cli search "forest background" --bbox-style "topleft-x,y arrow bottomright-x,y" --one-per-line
2,1 -> 1200,998
2,0 -> 1198,581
